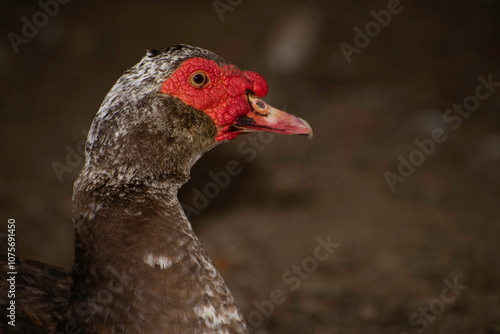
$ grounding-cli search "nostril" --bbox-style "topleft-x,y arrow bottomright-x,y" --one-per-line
255,100 -> 266,110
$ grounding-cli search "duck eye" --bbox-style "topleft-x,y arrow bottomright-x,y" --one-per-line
189,72 -> 208,88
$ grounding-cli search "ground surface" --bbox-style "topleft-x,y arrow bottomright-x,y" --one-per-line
1,1 -> 500,333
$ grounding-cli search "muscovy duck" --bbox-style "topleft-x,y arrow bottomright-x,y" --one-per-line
0,44 -> 312,334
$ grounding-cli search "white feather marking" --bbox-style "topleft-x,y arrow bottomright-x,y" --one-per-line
194,304 -> 244,329
204,286 -> 214,297
194,304 -> 222,329
124,208 -> 142,216
87,202 -> 103,220
143,253 -> 173,269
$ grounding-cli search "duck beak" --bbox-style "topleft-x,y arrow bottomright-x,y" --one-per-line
231,94 -> 313,139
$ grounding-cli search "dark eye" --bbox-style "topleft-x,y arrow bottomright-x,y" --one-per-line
189,72 -> 208,88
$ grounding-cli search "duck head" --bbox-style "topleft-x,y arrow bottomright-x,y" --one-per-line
82,45 -> 312,185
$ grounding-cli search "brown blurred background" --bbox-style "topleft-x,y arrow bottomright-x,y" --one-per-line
1,0 -> 500,333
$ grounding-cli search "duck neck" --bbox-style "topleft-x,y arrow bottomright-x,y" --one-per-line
63,172 -> 248,333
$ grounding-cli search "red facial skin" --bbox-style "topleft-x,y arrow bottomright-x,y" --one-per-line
161,57 -> 268,141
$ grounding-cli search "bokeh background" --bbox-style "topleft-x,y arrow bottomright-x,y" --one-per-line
1,0 -> 500,332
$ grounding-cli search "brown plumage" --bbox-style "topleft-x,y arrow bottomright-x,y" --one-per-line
0,258 -> 70,333
0,45 -> 312,333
